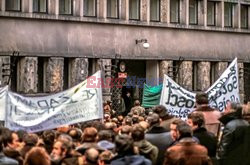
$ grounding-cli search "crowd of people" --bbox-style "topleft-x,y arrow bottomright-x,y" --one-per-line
1,92 -> 250,165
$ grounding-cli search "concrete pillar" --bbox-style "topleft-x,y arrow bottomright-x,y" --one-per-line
248,6 -> 250,29
161,0 -> 169,23
74,0 -> 80,16
17,57 -> 38,93
197,62 -> 210,91
146,61 -> 159,86
180,0 -> 188,24
141,0 -> 148,22
69,58 -> 88,87
214,62 -> 228,81
238,62 -> 244,103
178,61 -> 193,91
217,1 -> 223,27
44,57 -> 64,93
98,0 -> 106,18
0,0 -> 5,11
79,0 -> 83,16
159,60 -> 173,83
233,3 -> 239,28
121,0 -> 129,20
203,0 -> 207,26
48,0 -> 58,15
0,56 -> 10,86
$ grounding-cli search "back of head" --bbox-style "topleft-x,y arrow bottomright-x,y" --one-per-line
57,134 -> 73,156
195,92 -> 209,105
153,105 -> 170,119
24,147 -> 50,165
134,100 -> 140,106
68,128 -> 82,142
177,123 -> 193,139
227,102 -> 243,117
131,124 -> 145,141
83,127 -> 98,142
84,148 -> 99,165
115,134 -> 134,155
146,113 -> 160,127
24,133 -> 39,146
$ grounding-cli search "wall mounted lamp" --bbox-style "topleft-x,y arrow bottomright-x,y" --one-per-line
135,39 -> 150,49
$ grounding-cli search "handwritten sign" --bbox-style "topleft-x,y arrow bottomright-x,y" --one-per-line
160,58 -> 240,119
5,71 -> 103,132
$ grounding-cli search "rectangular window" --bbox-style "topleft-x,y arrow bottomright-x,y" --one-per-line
150,0 -> 160,21
224,2 -> 233,27
241,5 -> 248,29
33,0 -> 47,13
6,0 -> 21,11
129,0 -> 140,20
84,0 -> 96,17
59,0 -> 72,15
170,0 -> 180,23
207,1 -> 216,26
107,0 -> 119,18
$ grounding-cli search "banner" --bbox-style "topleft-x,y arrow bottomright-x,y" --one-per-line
0,86 -> 8,121
160,58 -> 240,119
206,58 -> 240,112
5,71 -> 103,132
142,84 -> 162,108
160,75 -> 196,119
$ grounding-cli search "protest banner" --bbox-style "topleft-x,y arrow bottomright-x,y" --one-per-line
160,58 -> 240,119
5,71 -> 103,133
0,86 -> 8,121
160,75 -> 196,119
206,58 -> 240,112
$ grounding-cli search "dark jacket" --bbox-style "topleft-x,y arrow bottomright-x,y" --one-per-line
218,111 -> 249,165
3,148 -> 23,165
145,126 -> 173,165
134,140 -> 158,165
193,127 -> 217,157
0,153 -> 18,165
164,137 -> 212,165
111,155 -> 152,165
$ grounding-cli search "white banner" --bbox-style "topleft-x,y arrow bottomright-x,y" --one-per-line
160,74 -> 196,119
0,86 -> 8,121
160,58 -> 240,119
5,71 -> 103,132
206,58 -> 240,112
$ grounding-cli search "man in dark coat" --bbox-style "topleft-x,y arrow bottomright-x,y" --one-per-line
218,103 -> 249,165
187,112 -> 218,158
0,135 -> 18,165
145,113 -> 173,165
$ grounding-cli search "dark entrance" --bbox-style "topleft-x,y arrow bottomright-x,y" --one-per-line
111,60 -> 146,113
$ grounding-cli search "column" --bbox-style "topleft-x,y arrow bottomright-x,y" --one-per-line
146,61 -> 159,86
120,0 -> 129,20
159,60 -> 173,83
48,0 -> 59,15
17,57 -> 38,93
69,58 -> 88,87
198,0 -> 205,26
0,0 -> 5,11
203,0 -> 207,27
197,62 -> 210,91
233,2 -> 239,28
214,62 -> 228,81
141,0 -> 148,22
180,0 -> 189,25
0,56 -> 10,86
161,0 -> 169,23
44,57 -> 64,93
98,0 -> 107,18
178,61 -> 193,91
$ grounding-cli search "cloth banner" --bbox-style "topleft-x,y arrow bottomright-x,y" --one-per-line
5,71 -> 103,132
0,86 -> 8,121
206,58 -> 240,112
160,58 -> 240,119
142,84 -> 162,108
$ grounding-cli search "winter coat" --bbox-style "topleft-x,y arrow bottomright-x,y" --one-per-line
218,111 -> 249,165
193,127 -> 217,157
164,137 -> 212,165
195,105 -> 221,137
145,126 -> 173,165
134,139 -> 158,165
0,153 -> 18,165
111,155 -> 152,165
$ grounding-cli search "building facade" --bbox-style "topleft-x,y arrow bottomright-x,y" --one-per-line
0,0 -> 250,107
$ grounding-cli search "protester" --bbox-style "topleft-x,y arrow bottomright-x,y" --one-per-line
130,100 -> 145,116
187,112 -> 217,158
145,113 -> 173,165
195,92 -> 221,137
217,102 -> 249,165
20,133 -> 39,158
23,147 -> 51,165
0,135 -> 18,165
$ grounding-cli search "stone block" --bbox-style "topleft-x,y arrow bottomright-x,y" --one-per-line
159,60 -> 173,83
178,61 -> 193,91
69,58 -> 88,87
197,62 -> 210,91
